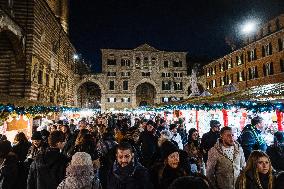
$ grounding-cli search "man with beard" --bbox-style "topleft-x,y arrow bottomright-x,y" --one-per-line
106,142 -> 152,189
137,120 -> 158,168
206,127 -> 246,189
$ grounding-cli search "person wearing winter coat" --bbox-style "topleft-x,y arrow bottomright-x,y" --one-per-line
183,128 -> 203,173
137,120 -> 158,168
236,150 -> 276,189
106,142 -> 153,189
266,131 -> 284,172
150,141 -> 188,189
27,131 -> 68,189
0,140 -> 19,189
200,120 -> 221,164
11,132 -> 31,189
69,132 -> 99,161
25,131 -> 48,165
275,171 -> 284,189
57,152 -> 101,189
238,116 -> 267,161
169,124 -> 183,149
12,132 -> 31,162
206,127 -> 246,189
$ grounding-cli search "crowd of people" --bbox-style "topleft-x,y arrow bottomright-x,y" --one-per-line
0,113 -> 284,189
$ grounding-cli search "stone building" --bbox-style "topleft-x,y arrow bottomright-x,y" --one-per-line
75,44 -> 201,111
0,0 -> 80,106
204,14 -> 284,95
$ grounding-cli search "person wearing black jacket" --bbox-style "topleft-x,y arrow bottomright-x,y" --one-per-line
200,120 -> 221,164
11,132 -> 31,189
106,142 -> 152,189
238,116 -> 267,161
27,131 -> 68,189
137,120 -> 158,168
150,141 -> 188,189
0,140 -> 19,189
267,131 -> 284,172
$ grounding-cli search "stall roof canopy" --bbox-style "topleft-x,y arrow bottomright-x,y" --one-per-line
158,83 -> 284,107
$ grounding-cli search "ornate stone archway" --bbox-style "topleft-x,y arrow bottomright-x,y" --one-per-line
132,78 -> 158,108
74,77 -> 106,109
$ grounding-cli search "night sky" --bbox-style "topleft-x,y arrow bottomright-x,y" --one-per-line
69,0 -> 284,72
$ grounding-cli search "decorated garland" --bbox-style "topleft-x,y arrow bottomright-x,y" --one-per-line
0,104 -> 81,121
133,101 -> 284,113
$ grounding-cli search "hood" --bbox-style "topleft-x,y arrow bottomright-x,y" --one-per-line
57,164 -> 95,189
66,165 -> 94,178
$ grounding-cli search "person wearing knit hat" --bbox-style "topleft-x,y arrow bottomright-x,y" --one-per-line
169,124 -> 183,149
266,131 -> 284,172
200,120 -> 221,164
57,152 -> 101,189
150,141 -> 188,189
26,131 -> 48,163
160,140 -> 179,160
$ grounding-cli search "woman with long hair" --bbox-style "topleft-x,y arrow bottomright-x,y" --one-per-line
236,150 -> 275,189
12,132 -> 31,162
183,128 -> 203,173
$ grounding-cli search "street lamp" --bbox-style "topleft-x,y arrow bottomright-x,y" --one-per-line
240,20 -> 259,35
73,54 -> 79,60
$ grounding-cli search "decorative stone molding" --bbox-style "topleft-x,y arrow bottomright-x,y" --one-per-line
0,9 -> 23,39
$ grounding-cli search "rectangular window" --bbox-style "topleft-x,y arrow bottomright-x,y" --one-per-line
237,71 -> 245,82
161,97 -> 169,103
162,73 -> 171,77
107,72 -> 116,76
107,59 -> 116,65
280,59 -> 284,72
121,59 -> 130,66
164,61 -> 169,68
219,63 -> 224,72
236,54 -> 243,66
38,70 -> 43,84
121,97 -> 130,103
174,82 -> 183,90
174,72 -> 182,77
142,72 -> 150,76
109,81 -> 115,90
162,81 -> 171,90
228,74 -> 233,84
263,43 -> 272,57
46,73 -> 49,87
226,59 -> 232,69
123,80 -> 128,90
249,66 -> 258,80
108,98 -> 116,103
213,79 -> 217,87
173,61 -> 182,67
247,49 -> 257,62
278,38 -> 283,52
263,63 -> 274,76
121,72 -> 130,77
